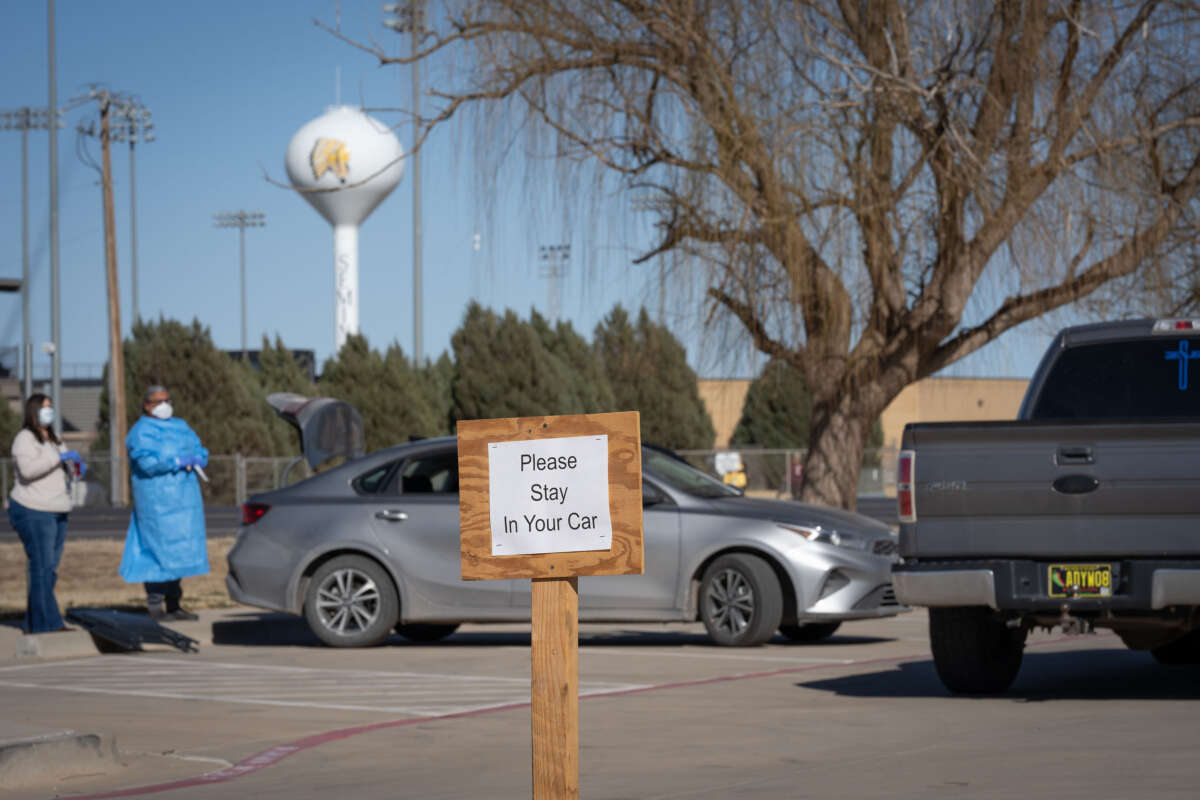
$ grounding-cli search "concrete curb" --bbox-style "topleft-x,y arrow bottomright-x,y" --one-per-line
15,629 -> 101,660
0,730 -> 122,790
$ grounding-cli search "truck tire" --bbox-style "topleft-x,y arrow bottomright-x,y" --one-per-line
929,607 -> 1025,695
1151,630 -> 1200,665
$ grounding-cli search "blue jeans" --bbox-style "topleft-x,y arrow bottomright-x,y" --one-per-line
7,498 -> 68,633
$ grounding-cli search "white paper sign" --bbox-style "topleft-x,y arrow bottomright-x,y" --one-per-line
487,434 -> 613,556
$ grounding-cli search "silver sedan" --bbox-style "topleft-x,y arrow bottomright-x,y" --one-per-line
226,439 -> 906,647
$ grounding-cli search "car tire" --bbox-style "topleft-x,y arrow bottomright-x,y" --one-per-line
778,622 -> 841,642
303,555 -> 399,648
1151,629 -> 1200,664
700,553 -> 783,647
396,623 -> 460,642
929,606 -> 1025,695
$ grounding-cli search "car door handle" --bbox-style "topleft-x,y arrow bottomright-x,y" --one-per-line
1056,446 -> 1094,465
375,509 -> 409,522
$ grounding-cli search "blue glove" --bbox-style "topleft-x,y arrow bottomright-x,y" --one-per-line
60,450 -> 81,463
174,454 -> 195,469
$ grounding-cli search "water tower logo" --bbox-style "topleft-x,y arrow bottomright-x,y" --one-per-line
286,106 -> 404,351
310,138 -> 350,182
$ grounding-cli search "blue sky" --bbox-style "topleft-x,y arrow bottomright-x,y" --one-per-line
0,1 -> 1052,384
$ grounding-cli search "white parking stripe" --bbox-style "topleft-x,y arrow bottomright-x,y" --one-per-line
583,647 -> 856,664
0,657 -> 644,717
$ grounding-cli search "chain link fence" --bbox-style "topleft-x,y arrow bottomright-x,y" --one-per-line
675,448 -> 898,500
1,448 -> 898,508
0,454 -> 311,509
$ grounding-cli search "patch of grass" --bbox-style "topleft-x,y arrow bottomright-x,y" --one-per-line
0,536 -> 237,615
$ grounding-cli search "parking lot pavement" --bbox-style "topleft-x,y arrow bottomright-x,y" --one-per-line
3,607 -> 1200,799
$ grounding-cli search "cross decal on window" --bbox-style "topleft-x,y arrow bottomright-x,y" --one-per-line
1164,339 -> 1200,390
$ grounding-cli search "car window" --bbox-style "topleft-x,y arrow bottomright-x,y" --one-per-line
389,450 -> 460,494
1032,338 -> 1200,420
353,461 -> 399,495
643,449 -> 741,499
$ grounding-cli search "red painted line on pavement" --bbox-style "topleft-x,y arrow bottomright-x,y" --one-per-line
60,632 -> 1103,799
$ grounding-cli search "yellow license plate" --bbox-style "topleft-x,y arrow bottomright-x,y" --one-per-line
1048,564 -> 1113,598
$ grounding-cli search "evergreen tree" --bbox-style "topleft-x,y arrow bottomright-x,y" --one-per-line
731,359 -> 885,488
257,334 -> 317,396
96,317 -> 285,457
317,334 -> 441,453
531,311 -> 616,413
450,303 -> 584,421
0,398 -> 20,451
595,306 -> 715,450
419,351 -> 456,435
730,359 -> 812,449
254,335 -> 318,456
95,317 -> 289,504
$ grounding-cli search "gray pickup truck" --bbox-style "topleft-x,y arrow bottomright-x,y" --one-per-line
893,318 -> 1200,694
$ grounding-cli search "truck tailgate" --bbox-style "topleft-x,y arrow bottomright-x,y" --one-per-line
901,421 -> 1200,558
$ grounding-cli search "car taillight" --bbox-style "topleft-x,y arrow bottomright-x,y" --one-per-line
897,450 -> 916,523
241,503 -> 270,525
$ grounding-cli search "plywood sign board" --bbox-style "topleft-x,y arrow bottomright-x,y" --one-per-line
458,411 -> 644,580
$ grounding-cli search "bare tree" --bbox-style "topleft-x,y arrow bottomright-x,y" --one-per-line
330,0 -> 1200,510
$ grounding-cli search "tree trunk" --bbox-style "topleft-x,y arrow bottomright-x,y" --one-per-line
799,399 -> 869,511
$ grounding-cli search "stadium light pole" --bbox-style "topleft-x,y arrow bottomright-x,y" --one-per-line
48,0 -> 62,437
213,211 -> 266,358
383,0 -> 427,364
538,244 -> 570,322
0,107 -> 59,399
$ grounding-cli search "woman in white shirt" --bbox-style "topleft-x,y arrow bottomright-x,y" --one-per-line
7,393 -> 86,633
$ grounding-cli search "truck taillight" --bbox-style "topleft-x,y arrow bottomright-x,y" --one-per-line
897,450 -> 916,523
241,503 -> 271,525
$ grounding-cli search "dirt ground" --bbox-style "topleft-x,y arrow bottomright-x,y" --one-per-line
0,536 -> 236,615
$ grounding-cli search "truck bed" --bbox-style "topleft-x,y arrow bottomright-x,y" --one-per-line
899,420 -> 1200,559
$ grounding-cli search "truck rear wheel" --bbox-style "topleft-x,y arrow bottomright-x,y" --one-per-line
929,607 -> 1026,695
1151,630 -> 1200,665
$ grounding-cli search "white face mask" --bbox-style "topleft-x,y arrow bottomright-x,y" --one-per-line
38,407 -> 54,427
151,402 -> 174,420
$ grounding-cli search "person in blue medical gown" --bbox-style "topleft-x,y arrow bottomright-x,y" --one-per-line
120,385 -> 209,621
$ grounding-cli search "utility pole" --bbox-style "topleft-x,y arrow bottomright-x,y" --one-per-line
0,107 -> 58,399
112,105 -> 153,322
383,0 -> 427,364
78,88 -> 131,506
214,211 -> 266,358
538,244 -> 570,322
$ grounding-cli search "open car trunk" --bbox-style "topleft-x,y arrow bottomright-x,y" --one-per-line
267,392 -> 365,472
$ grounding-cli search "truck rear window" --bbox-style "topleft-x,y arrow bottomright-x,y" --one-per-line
1031,338 -> 1200,420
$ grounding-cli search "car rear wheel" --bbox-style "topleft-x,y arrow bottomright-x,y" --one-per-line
396,623 -> 460,642
700,553 -> 783,647
304,555 -> 399,648
929,606 -> 1025,694
778,622 -> 841,642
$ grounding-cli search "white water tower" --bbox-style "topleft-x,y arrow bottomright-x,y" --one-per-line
286,106 -> 405,351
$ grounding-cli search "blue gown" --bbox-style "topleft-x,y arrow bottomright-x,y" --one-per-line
119,416 -> 210,583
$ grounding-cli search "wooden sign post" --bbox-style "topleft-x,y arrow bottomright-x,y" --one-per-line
458,412 -> 644,799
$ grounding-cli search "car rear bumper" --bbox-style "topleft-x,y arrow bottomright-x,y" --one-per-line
893,560 -> 1200,611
